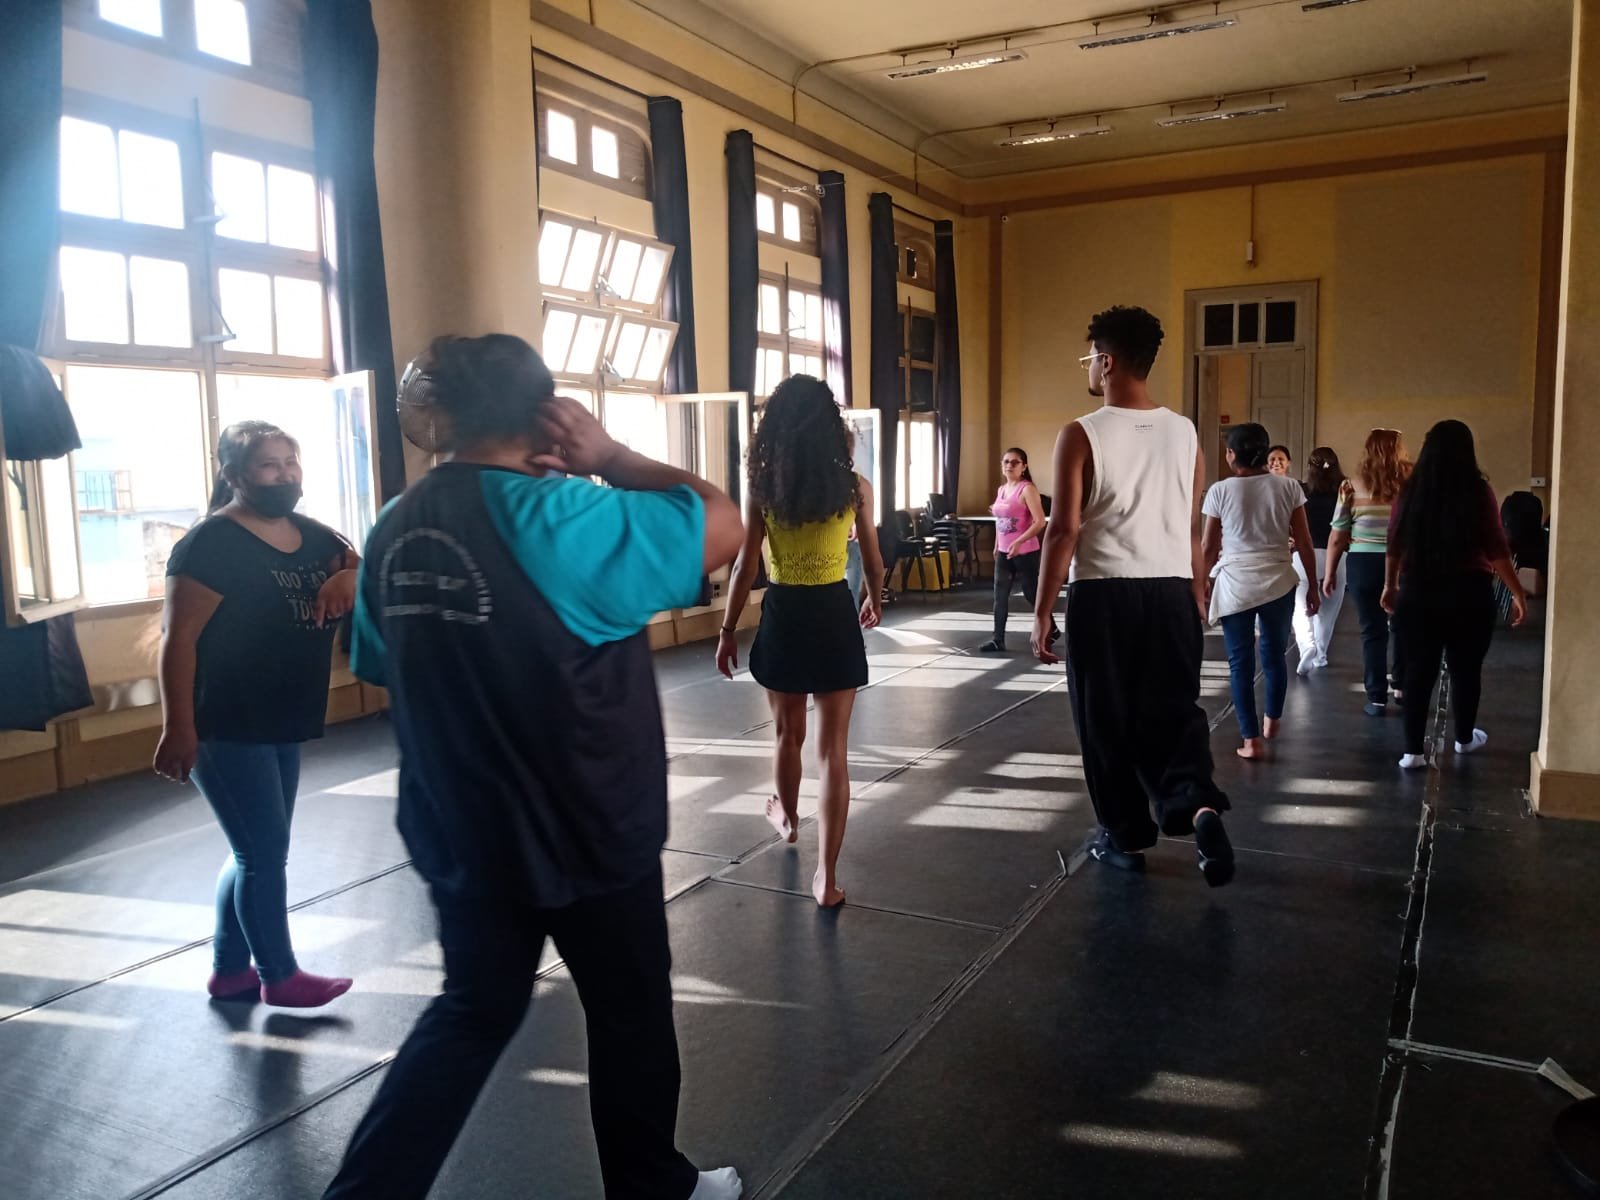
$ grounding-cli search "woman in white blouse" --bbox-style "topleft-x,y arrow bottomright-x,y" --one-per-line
1201,424 -> 1320,760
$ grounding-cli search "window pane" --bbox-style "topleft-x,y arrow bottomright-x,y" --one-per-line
759,284 -> 782,336
781,202 -> 801,242
60,118 -> 120,219
909,366 -> 935,412
603,393 -> 666,463
266,166 -> 318,250
60,247 -> 129,344
1265,300 -> 1297,344
910,419 -> 936,506
542,308 -> 578,371
1237,302 -> 1260,344
213,152 -> 266,242
1202,303 -> 1233,348
556,388 -> 596,415
605,238 -> 643,299
546,110 -> 578,164
99,0 -> 162,36
805,354 -> 823,379
633,246 -> 669,306
195,0 -> 252,65
64,365 -> 206,604
788,353 -> 808,378
805,293 -> 824,343
217,375 -> 350,538
539,219 -> 574,288
591,127 -> 620,178
274,276 -> 324,358
787,288 -> 805,337
41,456 -> 82,600
756,193 -> 775,235
129,256 -> 191,347
610,320 -> 647,379
118,131 -> 184,228
637,327 -> 673,386
6,465 -> 39,599
218,268 -> 273,353
909,314 -> 936,362
569,313 -> 610,375
562,228 -> 604,293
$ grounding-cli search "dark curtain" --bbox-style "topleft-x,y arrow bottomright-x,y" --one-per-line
649,97 -> 698,394
725,130 -> 758,504
305,0 -> 403,502
818,170 -> 852,408
933,220 -> 962,502
0,0 -> 92,732
868,193 -> 900,514
0,0 -> 61,353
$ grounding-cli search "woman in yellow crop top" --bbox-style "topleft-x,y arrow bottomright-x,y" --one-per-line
716,376 -> 885,908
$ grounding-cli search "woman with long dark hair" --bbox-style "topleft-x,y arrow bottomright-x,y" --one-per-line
717,375 -> 884,908
1383,420 -> 1527,769
1201,423 -> 1319,760
324,334 -> 745,1200
1293,446 -> 1347,674
154,421 -> 358,1007
1324,429 -> 1411,716
978,446 -> 1057,653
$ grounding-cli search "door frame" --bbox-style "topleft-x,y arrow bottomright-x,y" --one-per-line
1182,281 -> 1319,461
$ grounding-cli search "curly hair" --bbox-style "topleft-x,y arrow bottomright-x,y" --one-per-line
1086,305 -> 1164,380
1357,428 -> 1411,503
748,375 -> 859,526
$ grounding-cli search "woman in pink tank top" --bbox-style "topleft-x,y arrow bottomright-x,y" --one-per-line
979,447 -> 1058,652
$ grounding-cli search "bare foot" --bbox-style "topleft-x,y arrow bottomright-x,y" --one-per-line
812,872 -> 846,908
1263,717 -> 1281,740
765,795 -> 798,844
1237,738 -> 1267,760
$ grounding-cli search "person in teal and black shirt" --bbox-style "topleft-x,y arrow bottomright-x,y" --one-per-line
321,334 -> 745,1200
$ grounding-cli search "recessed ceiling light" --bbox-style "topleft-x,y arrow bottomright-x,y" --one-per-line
1156,101 -> 1287,127
885,49 -> 1027,79
998,124 -> 1114,147
1302,0 -> 1367,9
1078,16 -> 1238,50
1337,70 -> 1487,101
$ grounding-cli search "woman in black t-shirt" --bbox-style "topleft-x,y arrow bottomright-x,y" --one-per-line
155,421 -> 358,1008
1293,446 -> 1347,675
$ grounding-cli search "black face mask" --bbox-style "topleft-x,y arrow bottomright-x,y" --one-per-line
240,482 -> 303,519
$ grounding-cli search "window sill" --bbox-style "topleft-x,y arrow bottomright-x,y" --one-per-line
77,598 -> 164,622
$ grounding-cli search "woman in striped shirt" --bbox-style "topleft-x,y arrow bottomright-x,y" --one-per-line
1324,429 -> 1411,716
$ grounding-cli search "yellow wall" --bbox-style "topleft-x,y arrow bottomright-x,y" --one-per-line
998,157 -> 1547,497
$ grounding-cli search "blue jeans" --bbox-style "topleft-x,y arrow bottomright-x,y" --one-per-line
844,539 -> 864,605
191,741 -> 301,982
1220,589 -> 1296,740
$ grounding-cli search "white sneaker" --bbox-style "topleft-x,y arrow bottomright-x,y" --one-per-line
690,1167 -> 743,1200
1455,729 -> 1489,755
1398,753 -> 1428,771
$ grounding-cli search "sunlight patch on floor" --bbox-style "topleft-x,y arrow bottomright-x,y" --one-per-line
1061,1123 -> 1243,1158
1131,1071 -> 1264,1110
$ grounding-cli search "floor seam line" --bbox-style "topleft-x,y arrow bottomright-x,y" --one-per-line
707,877 -> 1005,932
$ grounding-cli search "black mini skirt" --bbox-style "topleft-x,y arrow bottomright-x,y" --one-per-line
749,580 -> 868,695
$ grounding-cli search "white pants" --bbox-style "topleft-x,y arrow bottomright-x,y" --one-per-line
1293,548 -> 1345,666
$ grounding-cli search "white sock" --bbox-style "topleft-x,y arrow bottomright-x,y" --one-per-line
1455,729 -> 1488,755
690,1167 -> 743,1200
1398,753 -> 1428,771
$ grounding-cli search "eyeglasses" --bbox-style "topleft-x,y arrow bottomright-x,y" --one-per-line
1077,352 -> 1106,370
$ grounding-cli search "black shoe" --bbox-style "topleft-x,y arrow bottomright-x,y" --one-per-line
1088,828 -> 1146,873
977,638 -> 1006,653
1363,702 -> 1387,718
1194,810 -> 1235,888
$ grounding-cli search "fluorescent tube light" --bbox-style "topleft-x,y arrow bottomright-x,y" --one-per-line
1079,16 -> 1237,49
999,124 -> 1113,147
886,49 -> 1026,79
1337,71 -> 1487,102
1156,101 -> 1286,127
1302,0 -> 1366,9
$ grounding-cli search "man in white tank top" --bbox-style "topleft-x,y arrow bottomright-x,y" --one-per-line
1030,306 -> 1235,887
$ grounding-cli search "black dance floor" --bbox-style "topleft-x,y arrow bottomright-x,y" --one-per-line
0,588 -> 1594,1199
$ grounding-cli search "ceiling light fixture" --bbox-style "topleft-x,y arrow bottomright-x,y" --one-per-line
1156,97 -> 1286,127
885,47 -> 1027,79
1337,67 -> 1487,102
998,119 -> 1113,147
1079,8 -> 1238,50
1302,0 -> 1367,9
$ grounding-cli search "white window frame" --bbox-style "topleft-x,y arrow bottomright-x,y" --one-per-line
755,273 -> 824,399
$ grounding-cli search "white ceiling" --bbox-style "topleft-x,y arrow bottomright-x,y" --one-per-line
628,0 -> 1573,178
